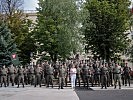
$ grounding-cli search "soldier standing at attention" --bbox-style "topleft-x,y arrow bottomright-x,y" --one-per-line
28,65 -> 35,85
17,65 -> 25,88
58,64 -> 66,89
113,63 -> 121,89
75,64 -> 81,87
123,63 -> 131,87
7,64 -> 15,86
0,65 -> 7,87
82,63 -> 90,88
34,64 -> 42,87
100,63 -> 108,89
46,64 -> 54,88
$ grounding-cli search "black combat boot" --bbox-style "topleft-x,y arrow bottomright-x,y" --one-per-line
23,84 -> 24,88
17,85 -> 19,88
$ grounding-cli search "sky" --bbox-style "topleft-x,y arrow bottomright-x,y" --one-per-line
23,0 -> 38,10
23,0 -> 133,10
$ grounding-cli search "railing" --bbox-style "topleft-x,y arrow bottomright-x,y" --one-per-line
24,10 -> 37,13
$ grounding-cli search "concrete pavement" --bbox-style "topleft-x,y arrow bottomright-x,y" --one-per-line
90,84 -> 133,90
0,86 -> 79,100
0,84 -> 133,100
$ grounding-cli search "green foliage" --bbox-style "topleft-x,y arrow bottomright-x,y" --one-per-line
0,0 -> 37,65
83,0 -> 131,61
0,21 -> 17,67
34,0 -> 83,62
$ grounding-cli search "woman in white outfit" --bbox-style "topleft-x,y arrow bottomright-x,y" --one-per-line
70,64 -> 77,89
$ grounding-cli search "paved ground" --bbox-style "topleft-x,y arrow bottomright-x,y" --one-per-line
0,85 -> 79,100
0,85 -> 133,100
75,84 -> 133,100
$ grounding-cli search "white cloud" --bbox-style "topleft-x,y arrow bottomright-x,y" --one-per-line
23,0 -> 38,10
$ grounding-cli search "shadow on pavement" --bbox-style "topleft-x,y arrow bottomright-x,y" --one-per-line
75,86 -> 94,91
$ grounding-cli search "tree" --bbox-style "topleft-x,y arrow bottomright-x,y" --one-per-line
0,0 -> 37,65
83,0 -> 131,62
0,21 -> 17,67
34,0 -> 83,62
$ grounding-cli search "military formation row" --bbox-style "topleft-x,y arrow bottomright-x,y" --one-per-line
0,60 -> 132,89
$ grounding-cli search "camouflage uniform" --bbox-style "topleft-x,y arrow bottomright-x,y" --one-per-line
7,65 -> 15,86
100,65 -> 108,89
0,66 -> 7,87
17,66 -> 25,88
75,65 -> 81,87
28,66 -> 35,85
34,65 -> 42,87
123,64 -> 131,87
82,64 -> 91,88
58,65 -> 66,89
113,64 -> 121,89
46,64 -> 54,88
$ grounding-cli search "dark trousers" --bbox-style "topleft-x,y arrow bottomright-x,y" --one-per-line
101,75 -> 107,89
83,75 -> 90,88
94,74 -> 100,86
29,74 -> 35,85
124,74 -> 130,86
75,76 -> 81,87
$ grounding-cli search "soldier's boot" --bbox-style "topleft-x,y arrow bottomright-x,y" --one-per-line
58,86 -> 60,89
17,84 -> 19,88
40,84 -> 41,87
4,83 -> 6,87
7,83 -> 9,87
105,85 -> 107,89
12,83 -> 14,86
1,83 -> 2,87
23,84 -> 24,88
118,82 -> 121,89
61,84 -> 64,89
101,84 -> 103,89
114,85 -> 116,89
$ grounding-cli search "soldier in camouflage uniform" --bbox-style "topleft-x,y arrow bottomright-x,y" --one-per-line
75,64 -> 81,87
108,63 -> 113,86
100,63 -> 108,89
23,66 -> 27,85
93,62 -> 101,86
34,64 -> 42,87
17,65 -> 25,88
58,64 -> 66,89
28,65 -> 35,85
43,61 -> 49,85
7,64 -> 15,86
0,65 -> 7,87
123,63 -> 131,87
82,63 -> 91,89
113,63 -> 121,89
46,64 -> 54,88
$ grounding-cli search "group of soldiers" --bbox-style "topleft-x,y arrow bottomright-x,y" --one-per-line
0,59 -> 132,89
